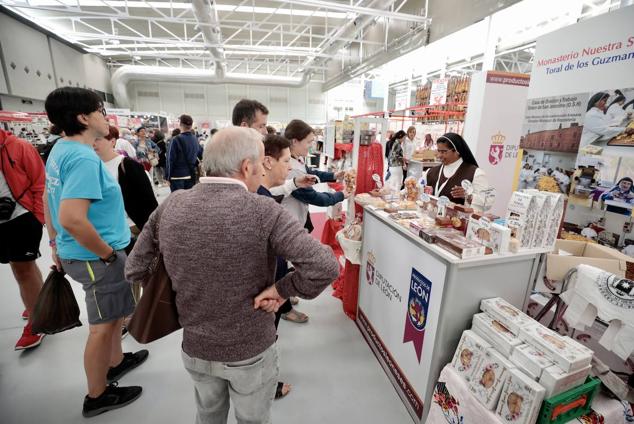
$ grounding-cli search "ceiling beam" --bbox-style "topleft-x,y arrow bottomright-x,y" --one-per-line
267,0 -> 430,23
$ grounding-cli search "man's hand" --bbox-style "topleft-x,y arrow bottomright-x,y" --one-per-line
334,170 -> 345,181
294,175 -> 318,189
342,189 -> 353,199
450,185 -> 466,199
254,285 -> 286,313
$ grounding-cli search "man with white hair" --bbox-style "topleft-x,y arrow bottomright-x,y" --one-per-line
125,127 -> 339,424
115,128 -> 137,159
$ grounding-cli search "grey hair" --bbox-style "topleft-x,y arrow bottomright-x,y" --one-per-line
203,127 -> 263,177
120,128 -> 132,137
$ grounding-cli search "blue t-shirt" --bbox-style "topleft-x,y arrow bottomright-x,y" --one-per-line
45,140 -> 130,260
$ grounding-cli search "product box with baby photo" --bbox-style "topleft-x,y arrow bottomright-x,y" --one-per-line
451,330 -> 491,382
519,322 -> 592,373
480,297 -> 533,335
466,217 -> 511,254
472,313 -> 523,356
469,347 -> 516,409
495,367 -> 546,424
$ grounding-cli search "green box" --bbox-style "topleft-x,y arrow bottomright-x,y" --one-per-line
537,376 -> 601,424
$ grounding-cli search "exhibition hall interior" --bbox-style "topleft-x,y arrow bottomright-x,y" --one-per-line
0,0 -> 633,423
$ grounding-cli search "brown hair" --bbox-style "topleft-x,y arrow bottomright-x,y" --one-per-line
264,134 -> 291,160
105,126 -> 119,141
180,114 -> 193,127
284,119 -> 313,141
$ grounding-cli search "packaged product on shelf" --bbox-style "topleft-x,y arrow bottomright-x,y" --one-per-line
435,216 -> 453,228
480,298 -> 532,335
451,330 -> 491,382
523,190 -> 552,248
466,217 -> 511,255
542,193 -> 565,250
384,202 -> 400,213
495,367 -> 546,424
408,216 -> 436,236
518,322 -> 592,372
510,344 -> 554,381
506,192 -> 538,249
399,200 -> 418,210
472,312 -> 522,356
388,212 -> 419,221
539,364 -> 592,398
469,347 -> 516,409
435,231 -> 486,259
445,204 -> 472,234
343,168 -> 356,193
403,177 -> 419,202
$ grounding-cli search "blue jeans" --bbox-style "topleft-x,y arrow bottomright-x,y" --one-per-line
170,178 -> 195,192
181,344 -> 279,424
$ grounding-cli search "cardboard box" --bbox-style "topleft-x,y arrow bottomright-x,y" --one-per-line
480,297 -> 533,335
451,330 -> 491,382
435,231 -> 486,259
543,193 -> 565,250
466,218 -> 511,254
496,367 -> 546,424
510,344 -> 554,381
469,347 -> 516,409
540,364 -> 591,398
535,239 -> 631,294
519,322 -> 592,372
472,313 -> 522,356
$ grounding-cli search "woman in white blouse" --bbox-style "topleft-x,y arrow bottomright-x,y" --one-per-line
421,133 -> 491,212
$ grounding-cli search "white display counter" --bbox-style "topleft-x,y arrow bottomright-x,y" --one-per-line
356,206 -> 548,423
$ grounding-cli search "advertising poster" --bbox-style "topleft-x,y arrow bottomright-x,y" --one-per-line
518,5 -> 634,248
464,71 -> 530,216
430,78 -> 449,105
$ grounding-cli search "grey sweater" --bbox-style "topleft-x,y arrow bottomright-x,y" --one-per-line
125,181 -> 340,362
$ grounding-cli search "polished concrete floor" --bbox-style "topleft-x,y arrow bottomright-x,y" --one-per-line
0,187 -> 412,424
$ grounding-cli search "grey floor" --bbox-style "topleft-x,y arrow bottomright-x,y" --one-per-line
0,187 -> 412,424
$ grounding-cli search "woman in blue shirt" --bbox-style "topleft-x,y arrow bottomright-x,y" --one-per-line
43,87 -> 147,418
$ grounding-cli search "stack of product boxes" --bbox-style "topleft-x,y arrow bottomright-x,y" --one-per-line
450,297 -> 593,424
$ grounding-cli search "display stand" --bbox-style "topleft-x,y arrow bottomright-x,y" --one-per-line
356,206 -> 548,423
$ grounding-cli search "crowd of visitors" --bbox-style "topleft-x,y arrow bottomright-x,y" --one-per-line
1,86 -> 346,422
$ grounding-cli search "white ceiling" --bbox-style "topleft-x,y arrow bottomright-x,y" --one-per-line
0,0 -> 431,82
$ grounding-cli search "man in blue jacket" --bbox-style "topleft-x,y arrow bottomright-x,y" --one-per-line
166,114 -> 203,192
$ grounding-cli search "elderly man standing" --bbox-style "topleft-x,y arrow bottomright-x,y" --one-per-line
125,127 -> 339,424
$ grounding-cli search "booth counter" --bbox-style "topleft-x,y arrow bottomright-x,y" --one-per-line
356,205 -> 548,423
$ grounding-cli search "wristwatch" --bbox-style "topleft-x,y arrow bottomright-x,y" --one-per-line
101,248 -> 117,264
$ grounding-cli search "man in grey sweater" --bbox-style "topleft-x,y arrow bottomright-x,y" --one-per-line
125,127 -> 339,424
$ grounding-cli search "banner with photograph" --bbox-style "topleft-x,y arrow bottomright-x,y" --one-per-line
518,5 -> 634,248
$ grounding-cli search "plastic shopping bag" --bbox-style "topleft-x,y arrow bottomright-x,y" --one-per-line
31,269 -> 82,334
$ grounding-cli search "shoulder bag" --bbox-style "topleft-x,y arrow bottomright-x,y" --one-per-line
127,203 -> 181,343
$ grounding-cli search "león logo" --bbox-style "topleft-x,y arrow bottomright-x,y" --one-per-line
488,132 -> 506,166
403,268 -> 432,363
366,251 -> 376,285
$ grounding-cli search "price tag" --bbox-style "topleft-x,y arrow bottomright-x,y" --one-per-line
438,196 -> 450,207
479,216 -> 491,229
507,217 -> 522,228
420,193 -> 431,203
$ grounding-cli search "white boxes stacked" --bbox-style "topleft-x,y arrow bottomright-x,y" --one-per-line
449,297 -> 595,424
507,191 -> 565,251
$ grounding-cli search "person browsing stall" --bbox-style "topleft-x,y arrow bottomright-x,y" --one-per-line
422,132 -> 491,211
272,119 -> 349,233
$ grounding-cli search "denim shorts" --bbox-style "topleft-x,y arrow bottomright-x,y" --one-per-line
62,250 -> 136,325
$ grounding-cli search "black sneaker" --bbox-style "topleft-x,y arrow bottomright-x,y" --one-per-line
107,350 -> 149,384
82,382 -> 142,418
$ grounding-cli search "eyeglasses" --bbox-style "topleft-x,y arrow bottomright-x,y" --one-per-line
98,107 -> 107,117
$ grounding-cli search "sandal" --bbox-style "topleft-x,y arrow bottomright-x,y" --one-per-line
290,296 -> 299,305
275,381 -> 291,400
281,308 -> 309,324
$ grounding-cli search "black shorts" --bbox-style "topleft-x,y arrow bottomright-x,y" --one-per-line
0,212 -> 43,264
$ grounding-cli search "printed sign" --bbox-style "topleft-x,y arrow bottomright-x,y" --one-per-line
403,268 -> 432,363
